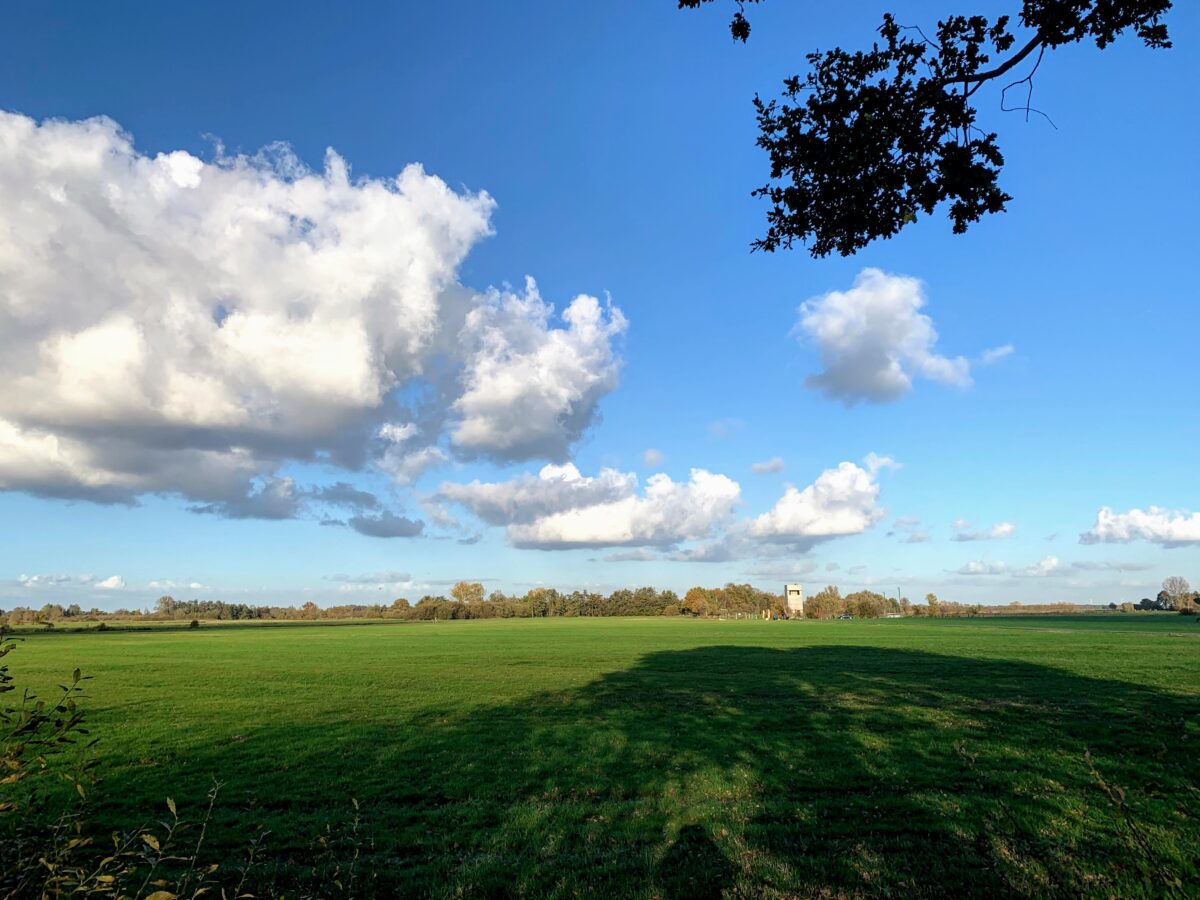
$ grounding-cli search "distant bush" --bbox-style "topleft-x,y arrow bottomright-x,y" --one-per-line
189,618 -> 200,628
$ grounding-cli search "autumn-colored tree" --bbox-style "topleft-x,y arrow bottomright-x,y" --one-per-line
805,586 -> 844,620
925,593 -> 941,618
451,581 -> 486,604
681,587 -> 712,617
525,587 -> 554,617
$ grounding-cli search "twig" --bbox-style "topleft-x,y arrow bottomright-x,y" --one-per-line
1000,45 -> 1058,128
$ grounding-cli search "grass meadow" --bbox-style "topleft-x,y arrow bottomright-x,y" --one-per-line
9,615 -> 1199,897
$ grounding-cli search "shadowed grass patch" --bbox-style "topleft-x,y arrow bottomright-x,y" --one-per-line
7,618 -> 1198,896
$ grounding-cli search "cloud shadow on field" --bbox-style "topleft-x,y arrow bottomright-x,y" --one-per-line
92,646 -> 1197,897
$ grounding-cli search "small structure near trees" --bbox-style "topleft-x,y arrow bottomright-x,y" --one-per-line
784,584 -> 805,618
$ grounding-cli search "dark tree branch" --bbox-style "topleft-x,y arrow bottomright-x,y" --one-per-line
942,32 -> 1044,90
680,1 -> 1174,256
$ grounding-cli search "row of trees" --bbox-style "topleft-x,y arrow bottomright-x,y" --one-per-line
1128,576 -> 1198,612
5,577 -> 1194,628
679,584 -> 787,618
394,585 -> 685,621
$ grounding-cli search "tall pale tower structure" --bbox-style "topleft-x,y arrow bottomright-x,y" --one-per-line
784,584 -> 805,617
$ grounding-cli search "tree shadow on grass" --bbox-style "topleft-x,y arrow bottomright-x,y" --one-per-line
94,646 -> 1198,897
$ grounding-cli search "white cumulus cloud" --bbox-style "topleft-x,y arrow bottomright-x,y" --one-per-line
508,468 -> 740,549
148,579 -> 208,591
1080,506 -> 1200,547
746,455 -> 894,548
439,463 -> 636,526
18,573 -> 95,587
95,575 -> 126,590
796,269 -> 972,404
0,111 -> 625,529
452,279 -> 626,461
1015,555 -> 1069,577
443,464 -> 739,549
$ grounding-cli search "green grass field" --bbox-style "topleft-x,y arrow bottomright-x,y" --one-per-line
9,615 -> 1199,896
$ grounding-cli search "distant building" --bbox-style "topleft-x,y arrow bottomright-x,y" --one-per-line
784,584 -> 804,618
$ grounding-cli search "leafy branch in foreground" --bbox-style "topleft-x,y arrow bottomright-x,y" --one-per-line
680,1 -> 1172,256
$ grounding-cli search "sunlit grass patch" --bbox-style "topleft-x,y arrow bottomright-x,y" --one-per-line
6,615 -> 1197,896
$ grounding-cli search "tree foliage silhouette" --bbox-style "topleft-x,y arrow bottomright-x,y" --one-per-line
679,1 -> 1173,256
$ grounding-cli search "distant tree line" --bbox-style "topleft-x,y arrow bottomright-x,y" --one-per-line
396,584 -> 687,620
3,576 -> 1192,628
679,584 -> 787,617
1118,576 -> 1199,614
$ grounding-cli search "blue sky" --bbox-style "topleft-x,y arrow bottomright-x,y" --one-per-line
1,0 -> 1196,609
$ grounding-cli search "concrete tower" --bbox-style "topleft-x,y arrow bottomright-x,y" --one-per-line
784,584 -> 804,617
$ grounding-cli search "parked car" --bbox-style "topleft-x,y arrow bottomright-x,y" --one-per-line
838,613 -> 852,620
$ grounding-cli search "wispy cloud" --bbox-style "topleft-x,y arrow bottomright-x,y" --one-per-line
955,559 -> 1008,575
979,344 -> 1015,365
888,515 -> 930,543
603,549 -> 659,562
952,519 -> 1016,542
707,418 -> 744,440
325,571 -> 413,585
751,457 -> 784,474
